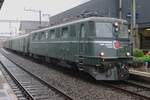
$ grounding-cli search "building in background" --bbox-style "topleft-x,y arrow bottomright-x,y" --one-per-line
19,21 -> 49,35
50,0 -> 150,50
0,20 -> 49,42
0,32 -> 11,41
50,0 -> 119,25
122,0 -> 150,50
0,0 -> 6,47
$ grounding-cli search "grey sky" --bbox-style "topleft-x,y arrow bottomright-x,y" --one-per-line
0,0 -> 90,33
0,0 -> 90,21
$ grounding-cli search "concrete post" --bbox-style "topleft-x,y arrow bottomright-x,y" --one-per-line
131,0 -> 137,48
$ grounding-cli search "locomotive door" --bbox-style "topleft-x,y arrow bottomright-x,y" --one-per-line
78,23 -> 86,62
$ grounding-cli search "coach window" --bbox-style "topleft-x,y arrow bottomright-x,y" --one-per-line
48,30 -> 51,39
45,31 -> 49,39
41,32 -> 46,40
35,33 -> 39,40
50,30 -> 55,39
37,32 -> 41,40
32,33 -> 36,40
80,24 -> 86,38
56,28 -> 61,38
70,25 -> 76,37
62,27 -> 68,39
95,23 -> 113,38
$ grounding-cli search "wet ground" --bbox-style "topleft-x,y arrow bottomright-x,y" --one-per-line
0,65 -> 18,100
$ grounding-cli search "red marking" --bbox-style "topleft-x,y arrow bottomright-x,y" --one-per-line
114,41 -> 121,49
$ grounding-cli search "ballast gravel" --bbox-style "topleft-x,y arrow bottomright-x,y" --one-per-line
0,50 -> 145,100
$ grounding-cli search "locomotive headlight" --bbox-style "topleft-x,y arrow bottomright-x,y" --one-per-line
100,52 -> 105,56
128,29 -> 131,33
115,28 -> 119,32
126,52 -> 130,56
114,22 -> 119,27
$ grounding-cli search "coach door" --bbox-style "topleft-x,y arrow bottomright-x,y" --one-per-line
78,23 -> 86,59
23,38 -> 26,52
25,37 -> 28,53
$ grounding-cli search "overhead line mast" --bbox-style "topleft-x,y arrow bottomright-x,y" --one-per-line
24,8 -> 42,28
131,0 -> 137,48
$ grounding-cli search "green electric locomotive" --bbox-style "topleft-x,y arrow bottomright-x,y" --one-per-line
5,17 -> 132,80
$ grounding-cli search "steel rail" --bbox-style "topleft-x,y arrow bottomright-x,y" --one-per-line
0,65 -> 27,100
99,81 -> 150,100
0,61 -> 34,100
1,51 -> 74,100
124,80 -> 150,90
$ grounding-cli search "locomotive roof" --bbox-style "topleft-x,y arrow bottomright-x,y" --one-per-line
10,17 -> 128,40
30,17 -> 127,34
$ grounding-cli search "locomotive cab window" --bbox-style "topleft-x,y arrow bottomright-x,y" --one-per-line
112,22 -> 129,39
118,24 -> 129,38
95,23 -> 113,38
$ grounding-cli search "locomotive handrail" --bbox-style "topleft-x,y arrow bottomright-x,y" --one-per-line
76,55 -> 132,59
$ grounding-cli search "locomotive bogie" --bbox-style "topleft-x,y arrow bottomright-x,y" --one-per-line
85,66 -> 119,80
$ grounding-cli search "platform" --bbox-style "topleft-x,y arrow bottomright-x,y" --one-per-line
0,64 -> 18,100
129,66 -> 150,82
129,69 -> 150,78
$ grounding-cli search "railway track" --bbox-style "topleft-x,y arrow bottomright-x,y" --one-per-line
0,63 -> 27,100
0,53 -> 74,100
100,80 -> 150,100
1,49 -> 150,100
